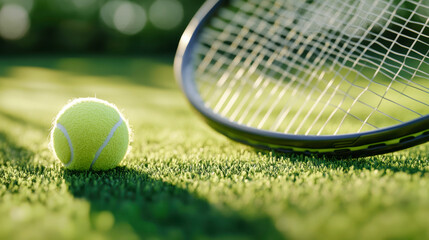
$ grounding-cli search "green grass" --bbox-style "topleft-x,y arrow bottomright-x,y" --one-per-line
1,56 -> 429,240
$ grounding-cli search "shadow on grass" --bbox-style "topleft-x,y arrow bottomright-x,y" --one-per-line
0,132 -> 49,186
63,167 -> 284,240
0,109 -> 48,132
0,132 -> 284,240
263,149 -> 428,176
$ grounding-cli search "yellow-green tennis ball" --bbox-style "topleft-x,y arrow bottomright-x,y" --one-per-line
50,98 -> 130,171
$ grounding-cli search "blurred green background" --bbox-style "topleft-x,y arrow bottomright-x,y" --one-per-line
2,1 -> 429,240
0,0 -> 204,54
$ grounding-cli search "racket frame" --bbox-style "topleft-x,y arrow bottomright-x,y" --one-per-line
174,0 -> 429,157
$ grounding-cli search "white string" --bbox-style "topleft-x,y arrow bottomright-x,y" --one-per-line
194,0 -> 429,135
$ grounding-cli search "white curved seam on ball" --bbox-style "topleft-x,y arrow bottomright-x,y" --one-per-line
90,117 -> 123,170
56,123 -> 74,167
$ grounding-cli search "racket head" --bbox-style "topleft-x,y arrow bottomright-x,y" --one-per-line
175,0 -> 429,157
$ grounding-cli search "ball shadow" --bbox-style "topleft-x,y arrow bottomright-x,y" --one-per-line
0,132 -> 283,239
63,166 -> 284,240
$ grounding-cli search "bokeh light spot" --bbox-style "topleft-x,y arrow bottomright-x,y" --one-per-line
114,2 -> 146,35
0,4 -> 30,40
149,0 -> 183,30
100,1 -> 121,29
0,0 -> 33,11
100,1 -> 146,36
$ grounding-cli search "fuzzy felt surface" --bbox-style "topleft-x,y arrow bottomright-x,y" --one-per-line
52,98 -> 129,170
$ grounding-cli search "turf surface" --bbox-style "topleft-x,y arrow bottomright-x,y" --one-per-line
1,56 -> 429,240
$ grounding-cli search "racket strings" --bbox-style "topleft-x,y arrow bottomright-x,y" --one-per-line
198,28 -> 429,107
196,0 -> 422,131
201,0 -> 424,101
268,12 -> 368,133
202,0 -> 426,110
206,0 -> 406,129
362,4 -> 426,125
275,0 -> 400,133
325,0 -> 424,133
199,0 -> 360,123
194,0 -> 429,135
198,0 -> 294,117
196,3 -> 273,107
198,2 -> 429,95
205,0 -> 426,77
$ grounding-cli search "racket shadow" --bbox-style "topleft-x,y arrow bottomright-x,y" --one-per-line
259,149 -> 428,175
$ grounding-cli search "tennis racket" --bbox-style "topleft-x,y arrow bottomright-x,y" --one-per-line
174,0 -> 429,157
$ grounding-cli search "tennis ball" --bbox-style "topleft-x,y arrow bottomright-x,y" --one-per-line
50,98 -> 130,171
